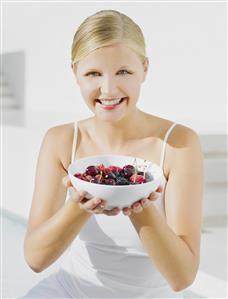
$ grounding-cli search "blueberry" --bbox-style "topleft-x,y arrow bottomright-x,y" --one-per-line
145,173 -> 154,181
114,170 -> 124,178
116,177 -> 130,185
106,171 -> 117,180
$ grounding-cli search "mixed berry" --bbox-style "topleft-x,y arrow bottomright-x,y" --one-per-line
73,158 -> 154,186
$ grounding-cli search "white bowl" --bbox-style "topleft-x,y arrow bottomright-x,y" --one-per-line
68,154 -> 163,210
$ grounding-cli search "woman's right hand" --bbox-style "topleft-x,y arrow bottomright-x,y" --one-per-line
62,175 -> 121,216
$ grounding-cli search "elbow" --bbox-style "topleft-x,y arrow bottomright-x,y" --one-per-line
172,282 -> 190,293
171,260 -> 199,292
171,274 -> 196,292
24,236 -> 47,273
25,254 -> 45,273
28,264 -> 44,273
24,247 -> 45,273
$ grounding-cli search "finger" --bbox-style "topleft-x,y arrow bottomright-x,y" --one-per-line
81,197 -> 102,212
132,202 -> 143,214
148,192 -> 160,201
91,200 -> 107,214
62,175 -> 73,188
103,207 -> 120,216
68,187 -> 85,202
141,198 -> 151,209
122,207 -> 131,216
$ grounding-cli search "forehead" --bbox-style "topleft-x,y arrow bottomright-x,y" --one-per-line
77,43 -> 142,70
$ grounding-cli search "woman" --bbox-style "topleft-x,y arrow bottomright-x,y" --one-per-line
20,9 -> 204,298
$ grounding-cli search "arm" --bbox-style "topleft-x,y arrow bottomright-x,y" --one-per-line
24,126 -> 92,273
129,127 -> 204,292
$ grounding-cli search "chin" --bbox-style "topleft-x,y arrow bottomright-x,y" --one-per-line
97,115 -> 123,123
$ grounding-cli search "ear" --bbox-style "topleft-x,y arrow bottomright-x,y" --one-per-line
71,63 -> 79,84
71,63 -> 76,73
142,57 -> 149,82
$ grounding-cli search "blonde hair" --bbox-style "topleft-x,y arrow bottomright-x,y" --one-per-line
71,10 -> 147,65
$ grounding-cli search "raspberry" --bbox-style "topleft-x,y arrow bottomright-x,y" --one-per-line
130,174 -> 146,184
95,174 -> 104,183
108,166 -> 122,173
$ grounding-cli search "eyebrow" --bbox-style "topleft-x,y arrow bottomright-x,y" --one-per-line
86,65 -> 133,73
85,66 -> 132,71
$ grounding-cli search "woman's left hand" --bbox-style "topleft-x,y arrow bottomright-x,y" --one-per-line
122,185 -> 163,216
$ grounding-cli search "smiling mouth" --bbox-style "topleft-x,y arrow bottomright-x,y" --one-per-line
95,97 -> 127,106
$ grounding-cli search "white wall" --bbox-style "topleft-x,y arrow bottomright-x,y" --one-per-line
2,1 -> 226,134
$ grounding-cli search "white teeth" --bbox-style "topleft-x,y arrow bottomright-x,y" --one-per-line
100,98 -> 122,106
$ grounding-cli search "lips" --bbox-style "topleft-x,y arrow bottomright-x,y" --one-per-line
94,97 -> 128,111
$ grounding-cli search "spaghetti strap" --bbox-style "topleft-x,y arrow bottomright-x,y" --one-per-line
66,121 -> 78,204
71,121 -> 78,164
159,122 -> 177,170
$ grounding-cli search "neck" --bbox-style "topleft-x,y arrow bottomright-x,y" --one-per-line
91,108 -> 147,151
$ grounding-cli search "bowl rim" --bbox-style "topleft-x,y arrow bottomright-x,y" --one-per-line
68,154 -> 163,188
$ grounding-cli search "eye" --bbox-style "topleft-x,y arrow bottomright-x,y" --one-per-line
85,72 -> 100,77
85,70 -> 132,77
118,70 -> 132,75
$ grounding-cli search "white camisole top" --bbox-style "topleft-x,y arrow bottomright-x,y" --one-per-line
56,121 -> 184,298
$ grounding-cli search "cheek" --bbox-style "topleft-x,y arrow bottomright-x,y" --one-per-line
123,78 -> 141,99
79,81 -> 98,98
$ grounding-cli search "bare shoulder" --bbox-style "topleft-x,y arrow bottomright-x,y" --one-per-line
45,122 -> 74,138
165,122 -> 203,174
44,122 -> 75,169
167,123 -> 201,148
146,114 -> 202,175
146,114 -> 201,150
45,120 -> 89,171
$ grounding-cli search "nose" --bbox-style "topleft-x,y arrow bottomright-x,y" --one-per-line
100,74 -> 118,95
